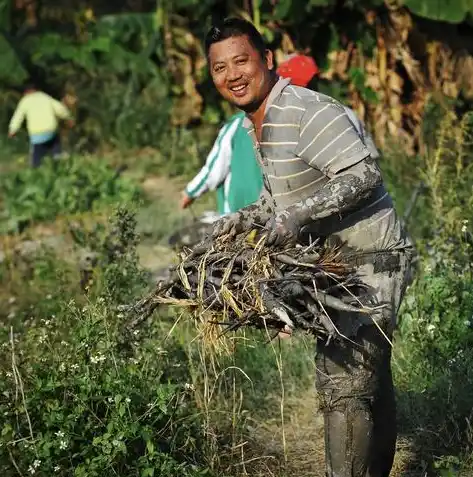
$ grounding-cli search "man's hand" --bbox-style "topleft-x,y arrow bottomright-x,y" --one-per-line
180,192 -> 193,210
8,132 -> 15,138
212,197 -> 275,240
264,211 -> 300,247
212,212 -> 246,239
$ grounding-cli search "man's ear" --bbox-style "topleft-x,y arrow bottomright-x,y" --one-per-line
265,49 -> 274,70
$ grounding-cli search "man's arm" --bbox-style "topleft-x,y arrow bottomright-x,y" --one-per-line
8,100 -> 25,136
275,158 -> 381,228
269,102 -> 382,240
182,116 -> 241,208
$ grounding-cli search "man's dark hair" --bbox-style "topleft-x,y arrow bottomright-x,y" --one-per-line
205,17 -> 266,59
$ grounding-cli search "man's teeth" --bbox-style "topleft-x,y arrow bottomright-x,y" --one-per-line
231,85 -> 246,91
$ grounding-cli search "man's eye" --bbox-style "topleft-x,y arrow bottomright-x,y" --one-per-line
214,65 -> 225,73
236,58 -> 247,65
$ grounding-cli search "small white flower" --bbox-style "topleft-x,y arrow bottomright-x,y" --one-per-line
55,430 -> 65,438
90,353 -> 106,364
427,324 -> 436,333
71,364 -> 79,370
108,397 -> 114,403
184,383 -> 195,392
28,465 -> 35,474
462,224 -> 468,233
59,363 -> 66,372
133,330 -> 140,336
8,297 -> 16,305
98,297 -> 105,303
54,466 -> 60,472
125,397 -> 131,404
59,440 -> 67,450
117,313 -> 124,319
46,294 -> 52,300
33,460 -> 41,468
463,320 -> 471,327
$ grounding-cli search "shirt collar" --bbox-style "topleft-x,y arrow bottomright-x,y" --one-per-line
242,76 -> 292,129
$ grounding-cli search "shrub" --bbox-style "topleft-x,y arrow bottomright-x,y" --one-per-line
0,209 -> 211,477
0,156 -> 142,234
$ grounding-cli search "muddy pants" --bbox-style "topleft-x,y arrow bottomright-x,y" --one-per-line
315,250 -> 411,477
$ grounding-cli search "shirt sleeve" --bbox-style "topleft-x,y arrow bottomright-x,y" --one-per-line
51,98 -> 72,120
8,100 -> 25,135
185,115 -> 241,199
344,106 -> 380,161
295,101 -> 370,178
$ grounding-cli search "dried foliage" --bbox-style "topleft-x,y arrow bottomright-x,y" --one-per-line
125,232 -> 382,350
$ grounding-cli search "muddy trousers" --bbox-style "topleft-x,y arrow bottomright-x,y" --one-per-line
315,325 -> 395,477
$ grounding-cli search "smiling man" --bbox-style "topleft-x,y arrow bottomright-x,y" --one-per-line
206,18 -> 414,477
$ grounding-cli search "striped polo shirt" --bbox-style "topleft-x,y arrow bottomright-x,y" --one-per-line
244,78 -> 411,253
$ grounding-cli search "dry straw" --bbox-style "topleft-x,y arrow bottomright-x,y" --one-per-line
125,230 -> 382,349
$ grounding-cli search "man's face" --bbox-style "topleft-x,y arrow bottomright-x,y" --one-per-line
208,35 -> 274,112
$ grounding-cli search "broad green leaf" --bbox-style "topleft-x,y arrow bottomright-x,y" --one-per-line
403,0 -> 473,23
0,35 -> 28,86
273,0 -> 292,20
87,36 -> 111,53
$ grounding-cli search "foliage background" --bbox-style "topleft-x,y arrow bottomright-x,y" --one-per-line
3,0 -> 473,156
2,1 -> 473,477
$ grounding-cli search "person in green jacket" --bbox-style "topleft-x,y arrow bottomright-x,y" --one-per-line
180,111 -> 263,216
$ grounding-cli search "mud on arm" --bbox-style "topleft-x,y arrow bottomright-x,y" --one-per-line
274,102 -> 382,235
212,186 -> 275,238
276,157 -> 382,229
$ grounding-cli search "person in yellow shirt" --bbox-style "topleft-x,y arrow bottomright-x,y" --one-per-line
8,82 -> 74,168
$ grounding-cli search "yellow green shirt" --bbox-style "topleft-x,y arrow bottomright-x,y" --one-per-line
8,91 -> 72,140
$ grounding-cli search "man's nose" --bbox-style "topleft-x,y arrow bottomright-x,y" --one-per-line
227,65 -> 242,81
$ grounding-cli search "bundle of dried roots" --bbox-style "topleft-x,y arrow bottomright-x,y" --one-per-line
125,232 -> 381,343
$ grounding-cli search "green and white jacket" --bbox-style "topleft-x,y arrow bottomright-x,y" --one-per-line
185,112 -> 263,215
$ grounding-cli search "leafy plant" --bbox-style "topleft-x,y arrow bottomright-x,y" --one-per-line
0,287 -> 210,477
0,156 -> 142,234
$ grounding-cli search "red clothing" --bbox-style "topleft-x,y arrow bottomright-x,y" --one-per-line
276,54 -> 319,87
